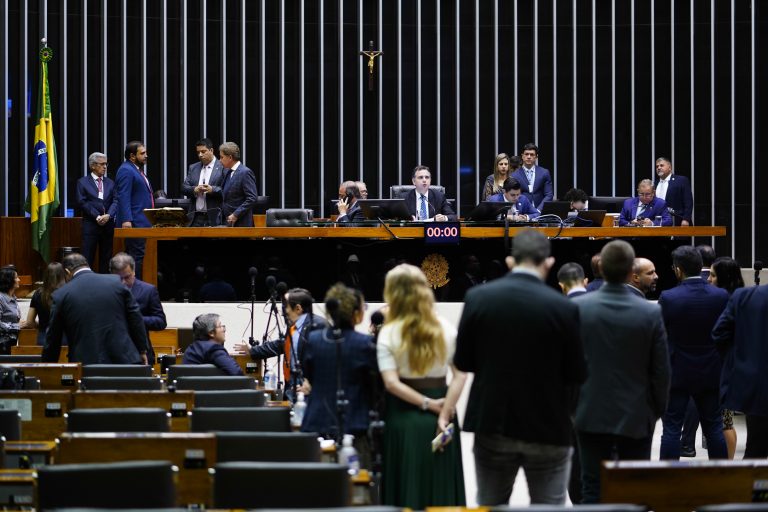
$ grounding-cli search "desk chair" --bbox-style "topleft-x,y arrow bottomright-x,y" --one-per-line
0,355 -> 42,363
66,408 -> 171,433
492,507 -> 648,512
211,462 -> 350,508
81,364 -> 153,377
266,208 -> 313,226
167,364 -> 225,382
0,410 -> 21,441
389,184 -> 446,199
216,432 -> 322,462
189,407 -> 290,433
79,376 -> 163,391
174,376 -> 256,391
194,389 -> 268,408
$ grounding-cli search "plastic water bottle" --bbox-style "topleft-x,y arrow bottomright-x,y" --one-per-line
338,434 -> 360,475
263,367 -> 276,390
291,392 -> 306,428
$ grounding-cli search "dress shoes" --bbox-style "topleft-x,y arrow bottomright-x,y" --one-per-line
680,446 -> 696,457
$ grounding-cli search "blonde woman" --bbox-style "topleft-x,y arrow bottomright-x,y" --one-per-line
377,264 -> 467,508
481,153 -> 520,201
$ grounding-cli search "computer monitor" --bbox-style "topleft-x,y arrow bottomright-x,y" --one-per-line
153,197 -> 191,209
356,199 -> 412,220
464,201 -> 512,221
539,201 -> 572,219
571,209 -> 607,227
589,196 -> 631,214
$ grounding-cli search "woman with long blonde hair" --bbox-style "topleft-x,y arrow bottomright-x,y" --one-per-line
377,264 -> 467,508
481,153 -> 521,201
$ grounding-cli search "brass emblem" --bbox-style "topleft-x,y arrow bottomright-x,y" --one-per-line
421,254 -> 450,289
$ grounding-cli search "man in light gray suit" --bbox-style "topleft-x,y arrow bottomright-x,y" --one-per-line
182,138 -> 225,225
573,240 -> 670,503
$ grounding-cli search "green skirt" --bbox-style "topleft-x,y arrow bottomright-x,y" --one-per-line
381,387 -> 466,508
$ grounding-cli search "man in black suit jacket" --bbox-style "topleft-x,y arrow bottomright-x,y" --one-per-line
655,157 -> 693,225
573,240 -> 670,503
440,229 -> 587,505
336,181 -> 366,222
405,165 -> 457,221
76,152 -> 118,273
42,253 -> 149,365
558,262 -> 588,298
219,141 -> 258,227
182,138 -> 226,225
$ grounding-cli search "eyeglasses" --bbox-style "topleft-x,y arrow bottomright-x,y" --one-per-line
216,324 -> 226,330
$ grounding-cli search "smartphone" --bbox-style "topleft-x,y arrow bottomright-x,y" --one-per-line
431,423 -> 454,452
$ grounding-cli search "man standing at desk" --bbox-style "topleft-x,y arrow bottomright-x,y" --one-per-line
115,141 -> 154,279
655,157 -> 693,226
405,165 -> 457,221
511,142 -> 553,211
183,138 -> 225,225
76,152 -> 117,273
219,141 -> 258,227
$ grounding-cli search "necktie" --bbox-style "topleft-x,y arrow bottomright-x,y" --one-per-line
96,177 -> 103,193
420,194 -> 428,220
140,169 -> 155,208
526,169 -> 534,184
283,324 -> 297,384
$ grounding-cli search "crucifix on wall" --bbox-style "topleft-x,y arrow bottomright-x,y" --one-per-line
360,40 -> 383,91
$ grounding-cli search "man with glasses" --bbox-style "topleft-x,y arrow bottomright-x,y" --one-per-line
183,313 -> 243,375
618,179 -> 672,227
76,152 -> 117,273
110,252 -> 166,365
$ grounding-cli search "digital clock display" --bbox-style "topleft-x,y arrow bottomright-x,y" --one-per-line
424,222 -> 461,244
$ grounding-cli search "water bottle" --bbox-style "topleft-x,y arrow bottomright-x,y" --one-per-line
291,392 -> 306,428
263,366 -> 276,390
338,434 -> 360,475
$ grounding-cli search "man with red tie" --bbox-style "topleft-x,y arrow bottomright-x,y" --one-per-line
115,141 -> 154,280
76,152 -> 117,273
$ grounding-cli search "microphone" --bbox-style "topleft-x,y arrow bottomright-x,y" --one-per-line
248,267 -> 258,291
265,275 -> 276,291
370,310 -> 384,327
275,281 -> 288,298
755,261 -> 763,286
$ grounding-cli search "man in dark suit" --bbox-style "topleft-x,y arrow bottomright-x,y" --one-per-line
43,253 -> 148,365
713,282 -> 768,458
658,245 -> 729,460
336,181 -> 366,222
619,179 -> 672,227
573,240 -> 670,503
558,262 -> 588,298
76,152 -> 118,273
511,142 -> 554,211
586,253 -> 604,292
110,252 -> 166,365
655,157 -> 693,226
626,257 -> 658,299
219,141 -> 258,227
487,177 -> 540,221
115,141 -> 154,279
183,313 -> 243,375
182,138 -> 225,225
440,229 -> 587,505
405,165 -> 457,221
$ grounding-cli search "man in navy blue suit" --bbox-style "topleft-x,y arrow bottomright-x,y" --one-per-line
487,177 -> 540,221
110,252 -> 166,365
655,157 -> 693,226
76,152 -> 117,273
115,141 -> 154,279
404,165 -> 457,221
511,142 -> 553,211
219,141 -> 258,227
619,179 -> 672,227
182,138 -> 226,225
658,245 -> 729,460
183,313 -> 243,375
336,181 -> 366,222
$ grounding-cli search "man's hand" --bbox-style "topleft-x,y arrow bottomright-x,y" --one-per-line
140,352 -> 149,365
233,342 -> 251,354
226,213 -> 238,226
122,221 -> 132,228
337,197 -> 349,215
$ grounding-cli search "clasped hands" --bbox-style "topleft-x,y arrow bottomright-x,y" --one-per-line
194,183 -> 213,196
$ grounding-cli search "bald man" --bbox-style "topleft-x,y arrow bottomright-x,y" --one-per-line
627,258 -> 658,298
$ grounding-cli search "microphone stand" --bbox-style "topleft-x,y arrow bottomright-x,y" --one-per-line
261,286 -> 285,394
248,271 -> 258,347
287,311 -> 313,406
754,262 -> 763,286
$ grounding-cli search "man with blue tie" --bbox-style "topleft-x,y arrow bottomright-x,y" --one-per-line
619,179 -> 672,227
115,141 -> 154,280
511,143 -> 553,211
655,157 -> 693,226
487,177 -> 540,221
219,141 -> 258,227
404,165 -> 457,221
76,152 -> 117,273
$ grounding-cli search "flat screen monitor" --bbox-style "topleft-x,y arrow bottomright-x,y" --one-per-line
571,209 -> 607,227
154,198 -> 191,209
357,199 -> 412,220
589,196 -> 631,214
539,201 -> 572,219
464,201 -> 512,221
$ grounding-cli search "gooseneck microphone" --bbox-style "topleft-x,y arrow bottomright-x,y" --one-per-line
755,261 -> 763,286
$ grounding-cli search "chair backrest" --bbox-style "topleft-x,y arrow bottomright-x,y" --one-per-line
174,376 -> 257,391
36,460 -> 177,509
190,407 -> 291,433
23,376 -> 40,389
212,462 -> 350,508
265,208 -> 313,226
492,506 -> 648,512
194,389 -> 268,408
66,408 -> 171,432
216,432 -> 322,462
389,184 -> 445,199
697,505 -> 768,512
0,355 -> 42,363
81,364 -> 153,377
79,376 -> 164,391
0,409 -> 21,441
167,364 -> 226,382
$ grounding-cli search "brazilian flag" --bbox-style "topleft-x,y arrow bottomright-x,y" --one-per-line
24,43 -> 59,262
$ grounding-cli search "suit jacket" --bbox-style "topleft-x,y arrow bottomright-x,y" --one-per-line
619,197 -> 672,226
248,314 -> 327,362
221,164 -> 258,227
301,328 -> 376,435
487,192 -> 540,219
454,271 -> 587,446
626,284 -> 646,299
182,159 -> 225,212
115,161 -> 153,227
404,188 -> 457,221
183,340 -> 243,376
586,278 -> 604,292
658,277 -> 729,391
511,166 -> 554,210
129,279 -> 166,363
712,284 -> 768,415
658,174 -> 693,225
336,201 -> 366,223
573,283 -> 671,438
43,270 -> 148,364
76,174 -> 118,232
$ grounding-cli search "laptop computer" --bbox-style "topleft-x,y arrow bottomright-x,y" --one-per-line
465,201 -> 512,221
539,201 -> 572,219
570,209 -> 607,227
356,199 -> 412,220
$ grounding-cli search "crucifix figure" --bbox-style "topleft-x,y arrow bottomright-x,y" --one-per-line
360,40 -> 383,91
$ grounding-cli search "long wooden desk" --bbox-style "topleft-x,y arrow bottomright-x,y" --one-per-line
114,225 -> 726,287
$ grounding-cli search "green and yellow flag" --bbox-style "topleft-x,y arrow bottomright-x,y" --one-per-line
24,43 -> 59,262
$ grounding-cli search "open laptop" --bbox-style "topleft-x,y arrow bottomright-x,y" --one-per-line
465,201 -> 512,221
356,199 -> 412,221
539,201 -> 572,219
570,209 -> 607,227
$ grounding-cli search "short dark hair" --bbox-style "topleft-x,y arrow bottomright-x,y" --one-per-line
286,288 -> 314,315
557,262 -> 586,285
195,138 -> 214,150
324,283 -> 364,330
412,165 -> 431,179
193,313 -> 220,340
671,245 -> 703,278
600,240 -> 635,283
563,188 -> 589,204
0,266 -> 17,294
61,253 -> 90,273
521,142 -> 539,155
502,177 -> 522,193
511,229 -> 550,265
124,140 -> 144,160
696,245 -> 716,267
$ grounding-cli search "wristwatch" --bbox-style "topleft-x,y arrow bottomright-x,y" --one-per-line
421,395 -> 430,411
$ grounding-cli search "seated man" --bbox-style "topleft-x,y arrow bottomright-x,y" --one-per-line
336,181 -> 366,222
487,177 -> 540,221
619,179 -> 672,226
183,313 -> 243,375
563,188 -> 589,212
405,165 -> 457,221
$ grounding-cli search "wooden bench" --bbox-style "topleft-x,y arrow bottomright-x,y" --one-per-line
72,390 -> 194,432
4,363 -> 80,389
0,469 -> 35,507
149,329 -> 179,350
16,329 -> 38,346
56,432 -> 216,506
601,460 -> 768,512
0,390 -> 72,440
4,440 -> 57,469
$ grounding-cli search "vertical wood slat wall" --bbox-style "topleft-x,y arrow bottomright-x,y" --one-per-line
0,0 -> 764,265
